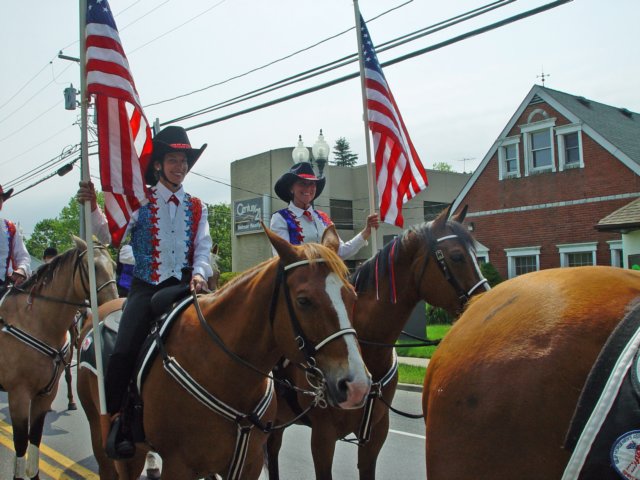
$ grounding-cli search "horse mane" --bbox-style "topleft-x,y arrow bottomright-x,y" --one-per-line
13,247 -> 81,294
215,242 -> 352,296
351,215 -> 476,295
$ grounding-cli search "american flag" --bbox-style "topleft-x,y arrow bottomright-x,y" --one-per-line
360,14 -> 428,227
86,0 -> 152,247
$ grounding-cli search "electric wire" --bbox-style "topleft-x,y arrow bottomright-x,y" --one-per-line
162,0 -> 516,126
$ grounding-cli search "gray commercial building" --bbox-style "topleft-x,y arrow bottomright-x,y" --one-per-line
230,147 -> 471,272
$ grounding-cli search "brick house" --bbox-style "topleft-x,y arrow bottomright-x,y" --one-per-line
451,84 -> 640,279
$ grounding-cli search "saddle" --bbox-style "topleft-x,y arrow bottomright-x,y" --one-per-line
564,303 -> 640,479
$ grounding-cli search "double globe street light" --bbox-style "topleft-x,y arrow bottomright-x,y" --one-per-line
292,129 -> 330,178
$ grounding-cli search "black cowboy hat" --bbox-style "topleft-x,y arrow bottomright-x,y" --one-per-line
144,126 -> 207,185
0,184 -> 14,202
274,162 -> 326,203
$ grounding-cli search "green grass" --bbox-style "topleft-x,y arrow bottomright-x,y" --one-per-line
395,324 -> 451,359
398,363 -> 426,385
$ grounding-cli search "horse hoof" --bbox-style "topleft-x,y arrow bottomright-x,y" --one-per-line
67,402 -> 78,411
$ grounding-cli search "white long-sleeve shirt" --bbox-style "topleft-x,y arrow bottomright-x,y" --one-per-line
0,219 -> 31,282
269,202 -> 367,260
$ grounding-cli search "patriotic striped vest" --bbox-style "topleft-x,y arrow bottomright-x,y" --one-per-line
1,220 -> 16,282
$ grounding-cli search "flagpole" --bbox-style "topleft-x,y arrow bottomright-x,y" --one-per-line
353,0 -> 378,253
80,0 -> 109,425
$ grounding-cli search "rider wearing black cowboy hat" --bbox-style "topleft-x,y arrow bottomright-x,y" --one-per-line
270,161 -> 378,258
77,125 -> 213,458
0,184 -> 31,287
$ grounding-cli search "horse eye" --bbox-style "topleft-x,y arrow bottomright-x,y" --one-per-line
450,252 -> 465,262
297,297 -> 312,307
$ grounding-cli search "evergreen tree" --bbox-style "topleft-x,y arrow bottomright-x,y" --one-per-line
331,137 -> 358,167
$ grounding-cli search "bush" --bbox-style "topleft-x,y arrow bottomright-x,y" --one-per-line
480,262 -> 503,287
219,271 -> 241,286
425,303 -> 454,325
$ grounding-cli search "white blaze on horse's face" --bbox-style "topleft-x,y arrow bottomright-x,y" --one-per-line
324,272 -> 371,408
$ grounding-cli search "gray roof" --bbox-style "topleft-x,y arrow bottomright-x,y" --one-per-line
541,86 -> 640,165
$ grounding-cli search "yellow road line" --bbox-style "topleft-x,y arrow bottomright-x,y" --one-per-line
0,420 -> 99,479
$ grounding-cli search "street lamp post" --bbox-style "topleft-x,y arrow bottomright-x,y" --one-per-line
292,130 -> 330,178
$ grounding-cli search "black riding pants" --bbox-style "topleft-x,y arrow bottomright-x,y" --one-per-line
105,276 -> 180,415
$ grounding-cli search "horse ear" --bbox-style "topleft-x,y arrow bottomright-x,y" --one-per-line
261,221 -> 299,264
321,225 -> 340,253
451,205 -> 468,224
72,235 -> 88,251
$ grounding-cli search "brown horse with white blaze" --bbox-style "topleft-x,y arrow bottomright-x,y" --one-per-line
78,225 -> 370,479
266,206 -> 489,479
0,237 -> 117,480
422,266 -> 640,479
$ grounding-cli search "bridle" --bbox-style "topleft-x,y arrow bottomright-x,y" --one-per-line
11,246 -> 116,308
269,258 -> 357,365
416,233 -> 489,304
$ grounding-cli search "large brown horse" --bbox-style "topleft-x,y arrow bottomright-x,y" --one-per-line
266,207 -> 489,479
0,237 -> 117,480
422,266 -> 640,479
78,225 -> 371,479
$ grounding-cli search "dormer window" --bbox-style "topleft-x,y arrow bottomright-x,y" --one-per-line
555,123 -> 584,170
520,116 -> 556,176
498,136 -> 520,180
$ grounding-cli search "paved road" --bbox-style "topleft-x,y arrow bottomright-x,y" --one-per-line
0,371 -> 426,479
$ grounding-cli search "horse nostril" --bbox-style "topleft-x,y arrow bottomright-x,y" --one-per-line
338,377 -> 350,394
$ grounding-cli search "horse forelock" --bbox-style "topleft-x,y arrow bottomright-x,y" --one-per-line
299,243 -> 351,288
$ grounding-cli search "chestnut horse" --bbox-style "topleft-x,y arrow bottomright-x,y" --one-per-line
78,225 -> 371,479
266,207 -> 489,479
0,237 -> 117,480
422,266 -> 640,479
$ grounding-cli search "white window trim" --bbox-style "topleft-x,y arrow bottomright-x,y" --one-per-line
607,240 -> 623,267
557,242 -> 597,267
498,136 -> 521,180
475,241 -> 490,264
555,123 -> 584,171
505,246 -> 541,278
520,118 -> 556,176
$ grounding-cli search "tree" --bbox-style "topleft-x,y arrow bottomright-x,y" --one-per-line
432,162 -> 453,172
26,193 -> 106,259
207,202 -> 232,273
331,137 -> 358,167
480,262 -> 503,287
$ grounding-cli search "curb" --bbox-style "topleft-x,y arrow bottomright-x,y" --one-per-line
396,382 -> 422,393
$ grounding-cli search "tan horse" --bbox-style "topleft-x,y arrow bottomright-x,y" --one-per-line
422,266 -> 640,479
78,225 -> 371,479
266,206 -> 489,479
0,237 -> 117,479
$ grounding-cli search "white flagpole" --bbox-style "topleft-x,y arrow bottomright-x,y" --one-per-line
80,0 -> 108,420
353,0 -> 378,253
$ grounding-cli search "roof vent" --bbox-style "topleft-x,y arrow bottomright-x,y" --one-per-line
619,107 -> 633,118
576,96 -> 591,107
529,94 -> 544,105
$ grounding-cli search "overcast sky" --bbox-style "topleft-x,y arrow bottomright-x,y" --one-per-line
2,0 -> 639,236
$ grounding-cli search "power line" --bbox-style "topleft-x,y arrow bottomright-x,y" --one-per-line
182,0 -> 572,132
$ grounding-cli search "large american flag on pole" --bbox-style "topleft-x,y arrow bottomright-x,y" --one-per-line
85,0 -> 152,247
360,15 -> 428,227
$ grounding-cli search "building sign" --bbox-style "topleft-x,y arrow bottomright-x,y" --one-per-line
234,197 -> 265,235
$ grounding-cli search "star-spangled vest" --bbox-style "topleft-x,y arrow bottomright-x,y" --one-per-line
1,220 -> 16,282
131,189 -> 202,285
277,208 -> 333,245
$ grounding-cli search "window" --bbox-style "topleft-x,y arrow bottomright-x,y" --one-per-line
423,201 -> 448,221
555,124 -> 584,170
498,136 -> 520,180
521,117 -> 556,176
330,199 -> 353,230
557,242 -> 597,267
530,130 -> 552,169
505,246 -> 541,278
